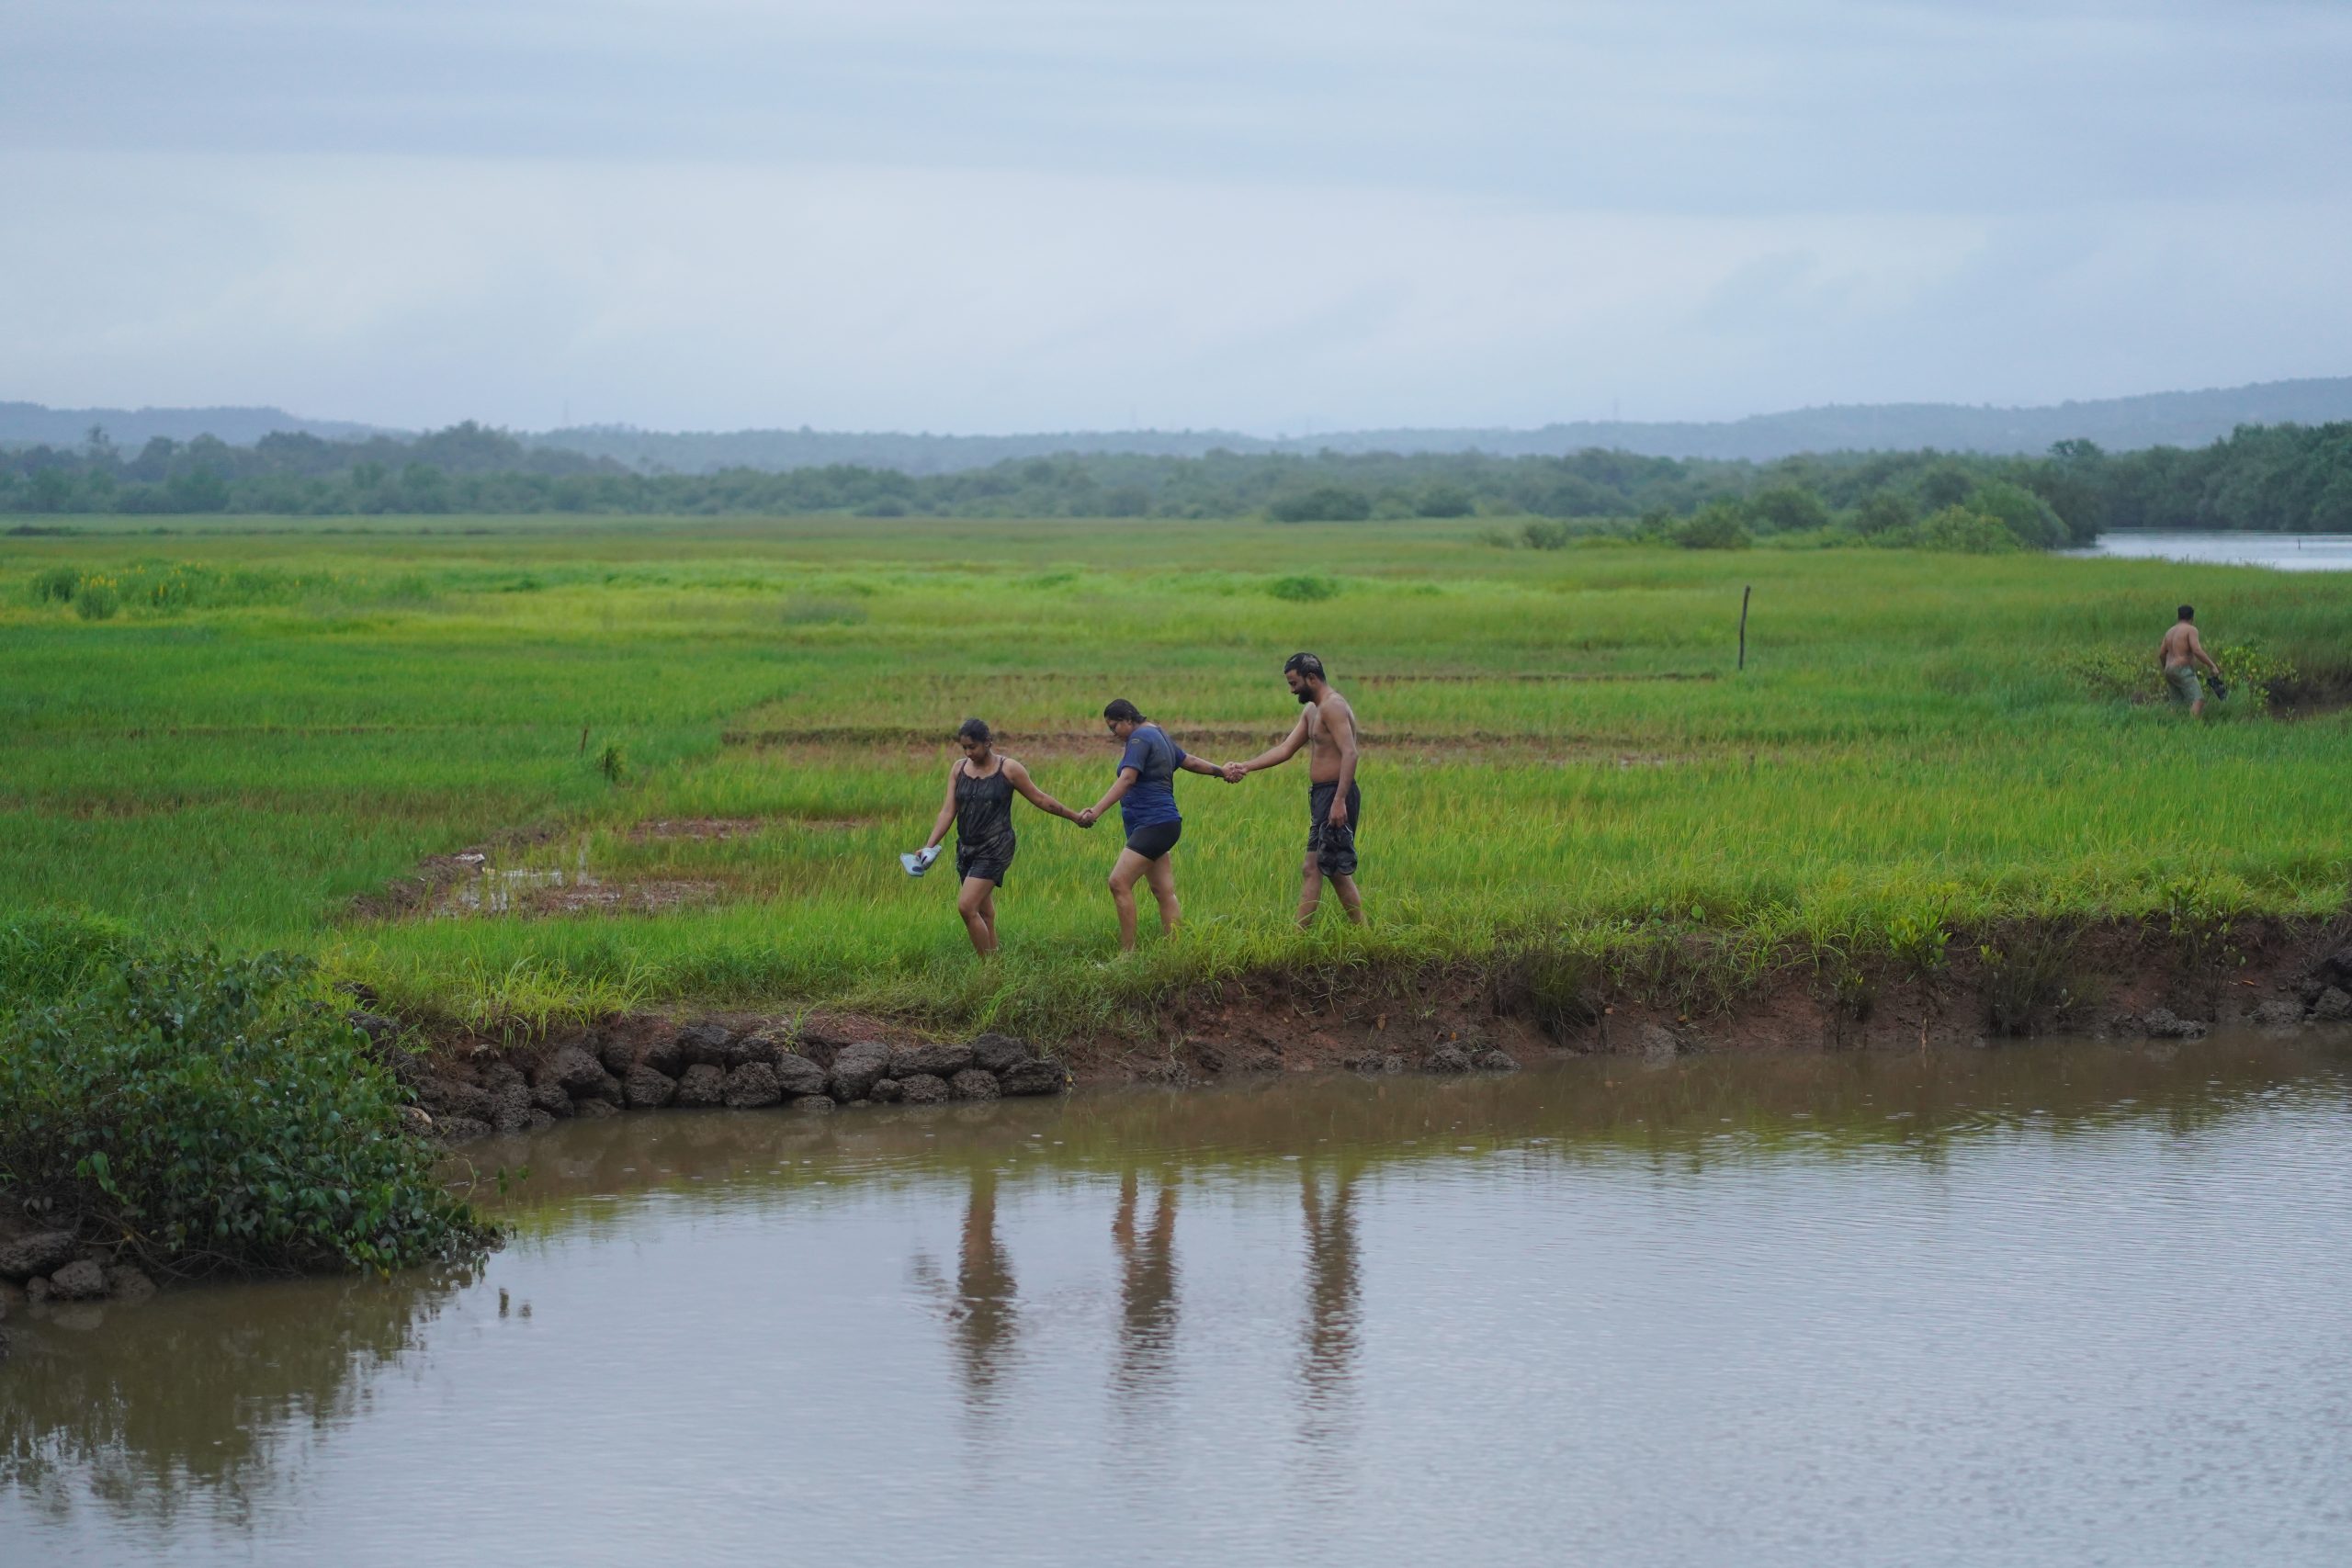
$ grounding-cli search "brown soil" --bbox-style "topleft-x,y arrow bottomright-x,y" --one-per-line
2272,666 -> 2352,720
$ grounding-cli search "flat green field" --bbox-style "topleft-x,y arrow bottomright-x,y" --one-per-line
4,515 -> 2346,1034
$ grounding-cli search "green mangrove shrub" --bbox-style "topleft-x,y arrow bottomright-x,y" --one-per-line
0,947 -> 498,1278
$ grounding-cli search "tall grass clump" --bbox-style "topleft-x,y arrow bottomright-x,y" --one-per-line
0,947 -> 498,1278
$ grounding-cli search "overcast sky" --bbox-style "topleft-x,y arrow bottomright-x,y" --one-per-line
4,0 -> 2348,434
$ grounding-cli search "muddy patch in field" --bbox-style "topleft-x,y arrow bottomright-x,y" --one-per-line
2272,666 -> 2352,720
349,838 -> 729,922
628,815 -> 875,840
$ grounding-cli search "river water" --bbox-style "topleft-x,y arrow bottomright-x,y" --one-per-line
7,1037 -> 2352,1566
2074,531 -> 2352,570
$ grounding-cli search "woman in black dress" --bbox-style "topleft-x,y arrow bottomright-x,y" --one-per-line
916,717 -> 1087,955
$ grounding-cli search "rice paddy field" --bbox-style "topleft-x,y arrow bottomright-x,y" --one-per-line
3,514 -> 2346,1035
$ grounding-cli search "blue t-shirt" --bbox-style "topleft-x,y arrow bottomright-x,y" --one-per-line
1117,725 -> 1185,829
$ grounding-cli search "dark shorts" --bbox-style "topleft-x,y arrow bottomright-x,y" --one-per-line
956,840 -> 1013,886
1125,819 -> 1182,862
1307,781 -> 1361,877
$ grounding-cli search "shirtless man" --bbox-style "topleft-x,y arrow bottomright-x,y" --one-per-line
2158,604 -> 2224,717
1224,652 -> 1364,927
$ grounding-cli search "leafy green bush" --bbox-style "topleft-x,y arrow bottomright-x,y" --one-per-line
1673,503 -> 1751,550
1522,519 -> 1574,550
1269,486 -> 1373,523
1849,493 -> 1915,537
1965,479 -> 2066,549
28,566 -> 79,604
1914,506 -> 2020,554
73,578 -> 120,620
0,910 -> 145,1013
1417,483 -> 1476,518
1268,573 -> 1341,602
2062,642 -> 2297,712
0,948 -> 498,1278
1744,485 -> 1831,534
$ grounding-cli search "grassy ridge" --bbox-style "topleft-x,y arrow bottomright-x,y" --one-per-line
3,515 -> 2346,1035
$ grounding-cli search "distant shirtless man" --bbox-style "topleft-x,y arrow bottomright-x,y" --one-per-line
1225,652 -> 1364,927
2158,604 -> 2224,717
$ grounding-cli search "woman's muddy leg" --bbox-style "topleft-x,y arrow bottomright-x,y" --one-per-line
1145,852 -> 1181,936
957,875 -> 999,956
1107,850 -> 1148,951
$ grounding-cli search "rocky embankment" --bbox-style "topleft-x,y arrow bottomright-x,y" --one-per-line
356,1019 -> 1078,1145
0,1221 -> 159,1350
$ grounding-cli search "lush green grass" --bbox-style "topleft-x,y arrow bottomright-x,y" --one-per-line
4,514 -> 2346,1035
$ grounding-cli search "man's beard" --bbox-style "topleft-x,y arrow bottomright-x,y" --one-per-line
1295,687 -> 1313,704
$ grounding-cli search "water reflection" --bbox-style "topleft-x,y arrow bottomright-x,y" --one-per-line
1296,1161 -> 1362,1428
6,1032 -> 2349,1562
1112,1167 -> 1182,1400
1,1262 -> 481,1533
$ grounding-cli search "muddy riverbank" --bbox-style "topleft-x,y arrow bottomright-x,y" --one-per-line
375,914 -> 2352,1145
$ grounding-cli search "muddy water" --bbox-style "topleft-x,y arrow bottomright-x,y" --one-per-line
8,1036 -> 2352,1566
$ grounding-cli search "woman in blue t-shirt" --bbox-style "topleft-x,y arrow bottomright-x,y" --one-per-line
1077,698 -> 1234,951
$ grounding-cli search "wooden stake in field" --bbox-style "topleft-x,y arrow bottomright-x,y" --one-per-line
1738,585 -> 1752,671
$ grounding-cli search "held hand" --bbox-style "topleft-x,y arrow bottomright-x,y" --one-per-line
1327,797 -> 1349,828
1222,761 -> 1247,784
1077,807 -> 1098,829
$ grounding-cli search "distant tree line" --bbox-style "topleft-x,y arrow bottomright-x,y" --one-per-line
6,418 -> 2351,547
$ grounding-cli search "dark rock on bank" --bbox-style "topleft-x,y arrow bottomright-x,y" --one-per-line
530,1082 -> 574,1119
435,1116 -> 493,1145
774,1054 -> 830,1097
486,1083 -> 535,1135
899,1073 -> 952,1106
1425,1044 -> 1472,1073
548,1045 -> 622,1102
949,1067 -> 1001,1101
870,1077 -> 903,1102
2251,998 -> 2306,1029
793,1094 -> 837,1112
421,1077 -> 494,1123
677,1021 -> 738,1068
724,1062 -> 784,1109
640,1032 -> 687,1077
0,1230 -> 81,1282
675,1064 -> 728,1109
970,1033 -> 1037,1076
1473,1048 -> 1521,1072
2320,948 -> 2352,987
597,1034 -> 639,1077
828,1042 -> 893,1101
792,1027 -> 857,1068
574,1097 -> 621,1121
48,1259 -> 109,1301
997,1059 -> 1067,1097
2312,987 -> 2352,1023
2142,1008 -> 2209,1040
398,1104 -> 435,1136
624,1066 -> 678,1110
891,1042 -> 975,1079
106,1264 -> 157,1302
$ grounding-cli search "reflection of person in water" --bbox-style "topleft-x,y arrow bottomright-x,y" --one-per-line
1112,1167 -> 1181,1395
948,1163 -> 1020,1404
1297,1161 -> 1362,1430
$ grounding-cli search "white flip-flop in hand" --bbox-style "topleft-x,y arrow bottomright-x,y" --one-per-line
900,846 -> 942,877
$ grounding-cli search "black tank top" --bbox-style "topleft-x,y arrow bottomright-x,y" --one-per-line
955,761 -> 1017,859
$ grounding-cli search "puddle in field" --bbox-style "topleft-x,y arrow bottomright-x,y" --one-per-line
9,1034 -> 2352,1566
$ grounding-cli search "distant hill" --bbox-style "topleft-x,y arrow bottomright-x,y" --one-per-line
0,402 -> 388,449
8,376 -> 2351,471
527,377 -> 2352,473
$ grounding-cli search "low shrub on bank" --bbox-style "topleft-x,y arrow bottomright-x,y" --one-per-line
0,947 -> 497,1278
